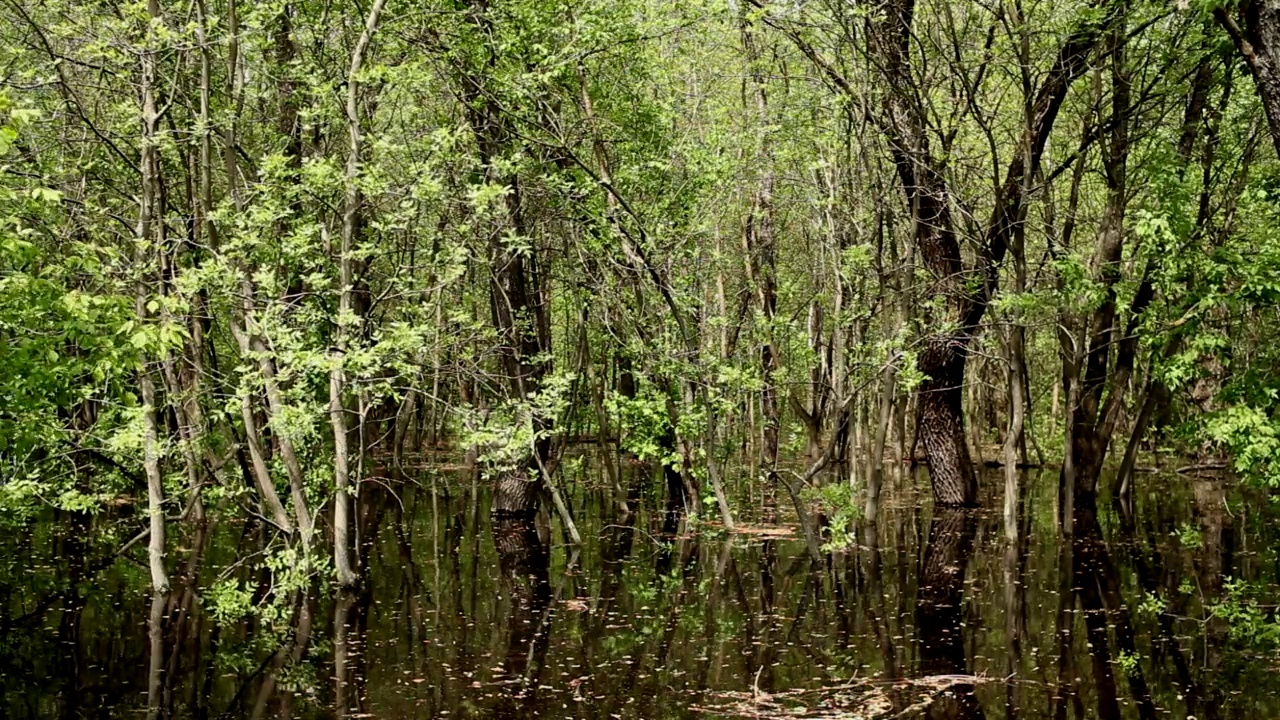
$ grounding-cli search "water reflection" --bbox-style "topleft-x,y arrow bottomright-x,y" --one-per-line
917,509 -> 985,720
491,514 -> 552,717
2,469 -> 1280,719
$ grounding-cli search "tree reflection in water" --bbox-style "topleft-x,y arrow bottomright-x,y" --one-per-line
916,508 -> 985,720
491,513 -> 552,718
7,470 -> 1280,719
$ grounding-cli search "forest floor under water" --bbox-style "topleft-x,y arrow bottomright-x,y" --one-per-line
1,465 -> 1278,719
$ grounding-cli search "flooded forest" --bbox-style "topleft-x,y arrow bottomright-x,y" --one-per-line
3,0 -> 1280,717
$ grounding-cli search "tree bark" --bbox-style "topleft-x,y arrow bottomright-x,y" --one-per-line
827,0 -> 1118,505
917,346 -> 977,505
1217,2 -> 1280,158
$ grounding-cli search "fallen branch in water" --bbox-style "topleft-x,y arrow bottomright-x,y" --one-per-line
691,673 -> 988,719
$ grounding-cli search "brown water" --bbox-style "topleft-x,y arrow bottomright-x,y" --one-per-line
1,467 -> 1277,719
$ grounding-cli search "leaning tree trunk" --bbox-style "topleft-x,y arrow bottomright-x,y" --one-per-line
1217,1 -> 1280,159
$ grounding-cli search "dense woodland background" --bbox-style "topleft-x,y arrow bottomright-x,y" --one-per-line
2,0 -> 1280,596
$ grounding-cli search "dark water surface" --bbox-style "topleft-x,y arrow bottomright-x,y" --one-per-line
2,468 -> 1278,719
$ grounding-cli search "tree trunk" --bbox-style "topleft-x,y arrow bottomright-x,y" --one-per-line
1004,339 -> 1027,540
441,2 -> 555,520
1217,2 -> 1280,158
851,0 -> 1115,506
739,8 -> 780,523
331,0 -> 387,591
229,327 -> 293,534
1065,18 -> 1133,501
917,344 -> 978,506
138,0 -> 168,594
252,334 -> 314,546
867,360 -> 897,520
140,366 -> 169,594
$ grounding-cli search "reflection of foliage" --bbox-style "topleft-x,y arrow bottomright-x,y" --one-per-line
1136,592 -> 1167,618
1175,523 -> 1204,550
802,483 -> 860,551
1212,579 -> 1280,650
694,675 -> 987,719
1115,650 -> 1142,678
5,472 -> 1280,717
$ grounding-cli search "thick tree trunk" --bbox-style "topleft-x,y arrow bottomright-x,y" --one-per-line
850,0 -> 1115,506
1217,2 -> 1280,158
918,344 -> 978,506
492,469 -> 541,518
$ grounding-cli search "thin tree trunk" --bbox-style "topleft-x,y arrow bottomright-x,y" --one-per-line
213,0 -> 295,538
1116,377 -> 1163,500
1060,342 -> 1081,536
331,0 -> 387,591
140,366 -> 169,593
867,361 -> 897,521
1067,17 -> 1133,499
1005,77 -> 1032,533
253,335 -> 314,546
138,0 -> 169,594
1004,344 -> 1026,541
229,324 -> 293,534
740,11 -> 779,523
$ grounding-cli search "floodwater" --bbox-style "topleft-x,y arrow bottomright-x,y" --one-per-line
1,466 -> 1278,719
